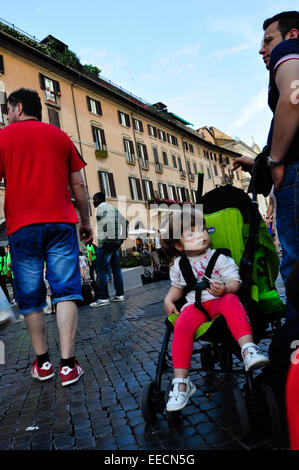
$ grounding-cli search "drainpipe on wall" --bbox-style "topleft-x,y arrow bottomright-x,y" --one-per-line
71,79 -> 92,217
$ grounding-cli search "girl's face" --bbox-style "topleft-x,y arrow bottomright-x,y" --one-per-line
177,224 -> 210,254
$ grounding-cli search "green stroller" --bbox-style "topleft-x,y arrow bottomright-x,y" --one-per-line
141,185 -> 285,438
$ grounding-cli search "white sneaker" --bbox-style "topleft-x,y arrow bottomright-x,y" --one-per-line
241,342 -> 270,372
166,377 -> 196,412
111,295 -> 125,302
89,298 -> 110,307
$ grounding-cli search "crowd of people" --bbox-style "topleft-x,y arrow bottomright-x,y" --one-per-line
0,9 -> 298,449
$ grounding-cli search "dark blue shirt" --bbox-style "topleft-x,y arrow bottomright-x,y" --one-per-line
267,38 -> 299,164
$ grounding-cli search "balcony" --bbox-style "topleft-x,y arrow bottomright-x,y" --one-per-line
95,146 -> 108,159
188,172 -> 195,181
155,162 -> 163,173
179,169 -> 186,179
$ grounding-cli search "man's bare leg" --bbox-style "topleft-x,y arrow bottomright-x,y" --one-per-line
56,300 -> 78,359
24,311 -> 47,356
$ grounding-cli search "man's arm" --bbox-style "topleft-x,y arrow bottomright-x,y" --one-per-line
270,60 -> 299,189
69,170 -> 93,244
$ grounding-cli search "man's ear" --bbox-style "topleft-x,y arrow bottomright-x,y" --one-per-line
288,28 -> 299,39
174,241 -> 184,252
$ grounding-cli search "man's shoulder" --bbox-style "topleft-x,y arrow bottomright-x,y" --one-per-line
270,39 -> 299,70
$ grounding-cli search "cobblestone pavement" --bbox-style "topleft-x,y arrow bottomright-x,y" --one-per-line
0,278 -> 290,451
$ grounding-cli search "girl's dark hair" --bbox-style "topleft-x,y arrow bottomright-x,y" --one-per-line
8,88 -> 42,121
160,208 -> 206,259
263,11 -> 299,38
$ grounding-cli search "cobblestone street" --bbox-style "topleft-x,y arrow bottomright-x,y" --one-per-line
0,277 -> 290,451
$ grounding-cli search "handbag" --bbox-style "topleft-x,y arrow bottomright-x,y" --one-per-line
0,287 -> 16,329
141,268 -> 153,285
247,145 -> 273,197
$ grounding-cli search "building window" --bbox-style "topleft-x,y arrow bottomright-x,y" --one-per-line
0,55 -> 4,74
148,124 -> 157,138
92,126 -> 107,150
158,183 -> 168,200
0,105 -> 3,125
48,108 -> 60,128
133,118 -> 143,132
177,187 -> 189,203
162,151 -> 168,166
172,155 -> 177,169
193,162 -> 197,174
123,138 -> 135,164
39,73 -> 60,104
87,96 -> 102,115
189,144 -> 194,154
183,141 -> 188,152
210,152 -> 217,162
142,179 -> 154,200
137,143 -> 149,169
158,129 -> 166,141
191,190 -> 197,203
129,177 -> 143,201
177,156 -> 183,171
207,167 -> 212,179
168,185 -> 177,201
118,110 -> 130,127
236,170 -> 240,181
204,150 -> 209,159
213,164 -> 218,176
98,171 -> 116,198
225,156 -> 230,164
167,133 -> 178,146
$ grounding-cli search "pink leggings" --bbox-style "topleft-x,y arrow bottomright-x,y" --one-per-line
172,293 -> 252,369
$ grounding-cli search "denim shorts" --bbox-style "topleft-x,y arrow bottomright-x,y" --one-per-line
9,223 -> 82,315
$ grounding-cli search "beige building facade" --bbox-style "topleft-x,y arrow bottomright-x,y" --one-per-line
0,25 -> 244,251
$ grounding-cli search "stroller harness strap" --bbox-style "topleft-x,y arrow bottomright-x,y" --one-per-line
179,249 -> 231,318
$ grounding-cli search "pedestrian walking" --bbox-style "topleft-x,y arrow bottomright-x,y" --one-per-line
86,242 -> 97,281
0,88 -> 93,386
90,192 -> 128,307
232,11 -> 299,380
0,247 -> 10,302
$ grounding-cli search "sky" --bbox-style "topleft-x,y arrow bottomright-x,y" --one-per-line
0,0 -> 297,149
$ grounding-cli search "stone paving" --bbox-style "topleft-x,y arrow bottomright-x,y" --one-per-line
0,279 -> 290,451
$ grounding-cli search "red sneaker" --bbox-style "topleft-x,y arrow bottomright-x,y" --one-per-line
31,359 -> 54,381
60,360 -> 84,386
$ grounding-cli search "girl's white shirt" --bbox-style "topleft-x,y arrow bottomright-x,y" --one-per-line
170,248 -> 241,309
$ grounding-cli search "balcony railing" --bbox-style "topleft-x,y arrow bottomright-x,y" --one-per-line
188,172 -> 195,181
179,169 -> 186,178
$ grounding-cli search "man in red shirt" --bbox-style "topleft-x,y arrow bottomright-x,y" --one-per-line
0,88 -> 93,386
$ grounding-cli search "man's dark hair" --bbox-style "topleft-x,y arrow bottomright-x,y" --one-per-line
7,88 -> 42,121
263,11 -> 299,38
93,192 -> 106,204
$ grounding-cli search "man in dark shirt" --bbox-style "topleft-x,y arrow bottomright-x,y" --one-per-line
233,11 -> 299,375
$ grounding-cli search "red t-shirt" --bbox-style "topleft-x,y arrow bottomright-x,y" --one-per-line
0,120 -> 86,235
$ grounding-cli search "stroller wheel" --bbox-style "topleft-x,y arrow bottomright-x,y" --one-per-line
233,387 -> 251,439
218,345 -> 233,371
200,345 -> 216,370
141,381 -> 165,423
261,384 -> 281,435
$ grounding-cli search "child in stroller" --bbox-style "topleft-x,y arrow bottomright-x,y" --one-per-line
161,208 -> 269,412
